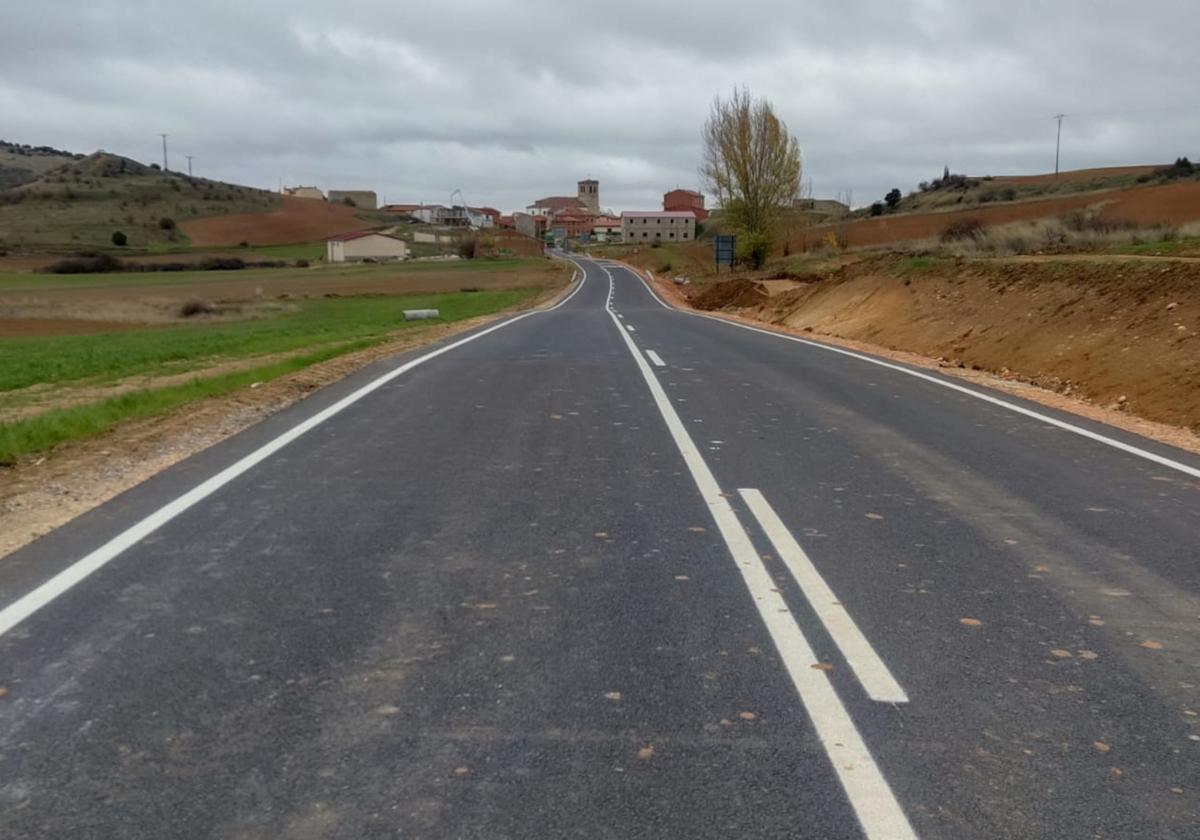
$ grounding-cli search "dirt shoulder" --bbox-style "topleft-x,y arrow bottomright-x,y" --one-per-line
634,261 -> 1200,457
0,279 -> 573,560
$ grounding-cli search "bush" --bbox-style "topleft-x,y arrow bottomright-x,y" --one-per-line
458,237 -> 477,259
40,254 -> 125,274
158,216 -> 176,230
884,188 -> 902,210
111,231 -> 127,247
941,218 -> 986,242
737,230 -> 772,269
295,259 -> 310,268
869,202 -> 884,216
179,300 -> 217,317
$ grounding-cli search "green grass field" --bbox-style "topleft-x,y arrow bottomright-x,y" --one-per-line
0,287 -> 539,464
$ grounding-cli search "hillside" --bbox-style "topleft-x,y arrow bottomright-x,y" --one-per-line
0,140 -> 83,190
0,150 -> 280,253
865,161 -> 1197,217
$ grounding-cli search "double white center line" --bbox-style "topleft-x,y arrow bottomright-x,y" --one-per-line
601,265 -> 917,840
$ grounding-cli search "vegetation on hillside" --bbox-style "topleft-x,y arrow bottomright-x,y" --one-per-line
0,150 -> 279,253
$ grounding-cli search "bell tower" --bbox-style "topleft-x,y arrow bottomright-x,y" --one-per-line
577,179 -> 599,214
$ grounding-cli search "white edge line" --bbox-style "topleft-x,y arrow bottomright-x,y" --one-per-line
600,266 -> 917,840
615,263 -> 1200,480
739,488 -> 908,704
646,350 -> 666,367
0,273 -> 592,638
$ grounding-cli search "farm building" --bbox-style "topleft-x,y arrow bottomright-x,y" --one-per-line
326,231 -> 407,262
621,210 -> 697,243
283,185 -> 325,200
328,190 -> 378,210
663,188 -> 707,220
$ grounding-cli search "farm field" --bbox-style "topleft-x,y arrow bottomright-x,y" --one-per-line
179,194 -> 368,246
0,257 -> 570,463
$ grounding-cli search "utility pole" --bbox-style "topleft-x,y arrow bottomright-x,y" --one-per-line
159,133 -> 169,171
185,155 -> 193,177
1053,114 -> 1065,176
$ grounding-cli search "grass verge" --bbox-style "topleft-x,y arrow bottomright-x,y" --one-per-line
0,287 -> 539,464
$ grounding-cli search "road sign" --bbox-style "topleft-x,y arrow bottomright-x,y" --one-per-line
715,235 -> 736,269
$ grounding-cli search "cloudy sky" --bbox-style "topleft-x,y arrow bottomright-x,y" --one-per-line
3,1 -> 1198,212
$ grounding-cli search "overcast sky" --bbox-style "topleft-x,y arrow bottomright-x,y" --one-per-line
3,1 -> 1198,212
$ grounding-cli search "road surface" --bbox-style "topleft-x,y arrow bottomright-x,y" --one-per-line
1,256 -> 1197,839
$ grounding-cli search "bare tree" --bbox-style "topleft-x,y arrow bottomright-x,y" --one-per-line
701,87 -> 802,265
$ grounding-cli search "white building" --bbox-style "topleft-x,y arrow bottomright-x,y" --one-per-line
593,216 -> 623,243
326,231 -> 408,263
620,210 -> 696,243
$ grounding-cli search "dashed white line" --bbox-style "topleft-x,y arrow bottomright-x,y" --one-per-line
739,488 -> 908,704
625,324 -> 636,332
601,266 -> 918,840
646,350 -> 666,367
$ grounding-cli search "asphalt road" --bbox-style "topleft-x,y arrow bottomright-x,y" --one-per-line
1,256 -> 1197,839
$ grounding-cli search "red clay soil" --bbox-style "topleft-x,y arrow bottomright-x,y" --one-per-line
180,196 -> 369,247
803,179 -> 1200,250
690,278 -> 770,310
993,165 -> 1158,187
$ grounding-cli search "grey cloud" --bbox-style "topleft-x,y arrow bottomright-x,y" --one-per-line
2,1 -> 1197,211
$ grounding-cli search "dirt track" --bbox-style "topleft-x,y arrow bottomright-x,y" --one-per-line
180,195 -> 369,246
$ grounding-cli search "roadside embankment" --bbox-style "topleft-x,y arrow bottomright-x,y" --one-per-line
668,254 -> 1200,438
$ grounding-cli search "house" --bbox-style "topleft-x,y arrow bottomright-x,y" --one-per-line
553,208 -> 596,238
325,231 -> 407,263
526,195 -> 587,218
327,190 -> 378,210
382,203 -> 423,215
593,216 -> 623,243
620,210 -> 697,243
283,185 -> 324,200
663,188 -> 707,220
513,212 -> 548,239
497,214 -> 516,229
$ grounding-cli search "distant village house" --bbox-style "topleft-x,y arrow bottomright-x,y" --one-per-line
663,188 -> 707,220
326,231 -> 407,263
621,210 -> 696,242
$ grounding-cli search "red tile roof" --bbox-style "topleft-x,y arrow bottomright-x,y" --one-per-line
327,230 -> 401,242
529,196 -> 586,211
621,210 -> 698,219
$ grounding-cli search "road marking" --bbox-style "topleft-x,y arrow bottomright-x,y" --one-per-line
545,264 -> 588,310
601,267 -> 917,840
0,268 -> 596,639
646,350 -> 666,367
739,488 -> 908,704
616,263 -> 1200,481
625,325 -> 636,332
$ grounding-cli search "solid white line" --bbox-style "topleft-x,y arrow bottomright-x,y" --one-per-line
615,263 -> 1200,480
0,295 -> 573,639
601,267 -> 917,840
739,488 -> 908,704
545,265 -> 588,310
646,350 -> 666,367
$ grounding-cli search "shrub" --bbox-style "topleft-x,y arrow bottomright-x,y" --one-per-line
179,300 -> 217,317
458,237 -> 477,259
295,259 -> 310,268
885,188 -> 902,210
111,231 -> 127,247
737,230 -> 772,269
40,254 -> 124,274
941,218 -> 986,242
158,216 -> 176,230
870,202 -> 884,216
